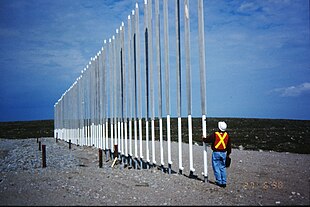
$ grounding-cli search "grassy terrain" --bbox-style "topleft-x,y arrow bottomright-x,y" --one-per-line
0,120 -> 54,139
0,118 -> 309,154
157,117 -> 310,154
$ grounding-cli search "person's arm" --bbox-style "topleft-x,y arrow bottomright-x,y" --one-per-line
202,132 -> 214,143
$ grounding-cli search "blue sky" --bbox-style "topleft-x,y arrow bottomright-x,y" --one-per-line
0,0 -> 309,122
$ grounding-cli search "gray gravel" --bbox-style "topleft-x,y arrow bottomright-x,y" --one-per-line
0,137 -> 309,206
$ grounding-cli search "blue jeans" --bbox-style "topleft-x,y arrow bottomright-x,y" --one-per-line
212,151 -> 227,185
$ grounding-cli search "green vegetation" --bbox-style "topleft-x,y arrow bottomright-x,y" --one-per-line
0,118 -> 309,154
0,120 -> 54,139
154,117 -> 310,154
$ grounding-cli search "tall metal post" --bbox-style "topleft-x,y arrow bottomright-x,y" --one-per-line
109,37 -> 114,160
198,0 -> 208,182
184,0 -> 195,177
175,0 -> 183,175
115,30 -> 120,160
127,14 -> 133,168
116,28 -> 121,160
101,43 -> 106,154
97,51 -> 102,149
148,0 -> 156,167
83,68 -> 86,147
87,63 -> 91,147
104,39 -> 110,161
144,0 -> 150,169
135,2 -> 144,170
163,0 -> 172,174
95,54 -> 99,148
90,57 -> 95,147
155,0 -> 164,171
100,51 -> 103,150
120,22 -> 125,165
132,9 -> 138,169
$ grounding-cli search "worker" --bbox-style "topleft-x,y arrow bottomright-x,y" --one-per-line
202,121 -> 231,188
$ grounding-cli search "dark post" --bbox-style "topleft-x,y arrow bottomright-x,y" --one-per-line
69,139 -> 71,149
56,133 -> 58,143
42,144 -> 46,168
99,148 -> 103,168
38,141 -> 41,151
37,137 -> 39,143
114,144 -> 118,159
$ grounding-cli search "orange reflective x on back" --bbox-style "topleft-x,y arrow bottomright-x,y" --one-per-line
214,132 -> 228,150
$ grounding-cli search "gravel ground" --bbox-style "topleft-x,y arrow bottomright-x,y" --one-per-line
0,137 -> 309,206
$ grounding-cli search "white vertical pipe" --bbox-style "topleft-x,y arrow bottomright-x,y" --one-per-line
93,57 -> 96,147
132,9 -> 138,161
90,58 -> 93,147
167,115 -> 171,165
148,0 -> 155,166
135,3 -> 143,163
188,115 -> 194,172
184,0 -> 195,175
114,30 -> 119,155
151,119 -> 155,164
146,120 -> 150,163
139,119 -> 143,160
121,121 -> 124,156
126,15 -> 131,159
100,52 -> 103,150
202,115 -> 207,174
155,0 -> 164,168
175,0 -> 183,173
134,118 -> 138,159
102,123 -> 105,149
128,13 -> 133,159
116,28 -> 121,155
83,68 -> 86,146
121,22 -> 125,159
90,58 -> 94,147
95,56 -> 97,148
106,120 -> 109,156
95,55 -> 99,148
87,64 -> 91,147
160,118 -> 164,166
97,52 -> 101,149
198,0 -> 208,181
118,120 -> 121,153
144,0 -> 150,165
178,117 -> 183,171
110,37 -> 114,156
129,120 -> 133,157
163,0 -> 172,171
104,39 -> 109,155
102,42 -> 106,151
125,120 -> 128,157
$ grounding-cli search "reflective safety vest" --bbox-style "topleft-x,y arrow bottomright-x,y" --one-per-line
214,132 -> 229,150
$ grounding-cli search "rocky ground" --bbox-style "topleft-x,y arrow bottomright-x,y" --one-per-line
0,137 -> 309,206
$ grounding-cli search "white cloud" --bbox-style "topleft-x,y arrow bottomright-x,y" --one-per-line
270,82 -> 310,97
238,2 -> 261,13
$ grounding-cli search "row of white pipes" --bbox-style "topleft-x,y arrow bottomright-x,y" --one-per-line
54,0 -> 208,181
